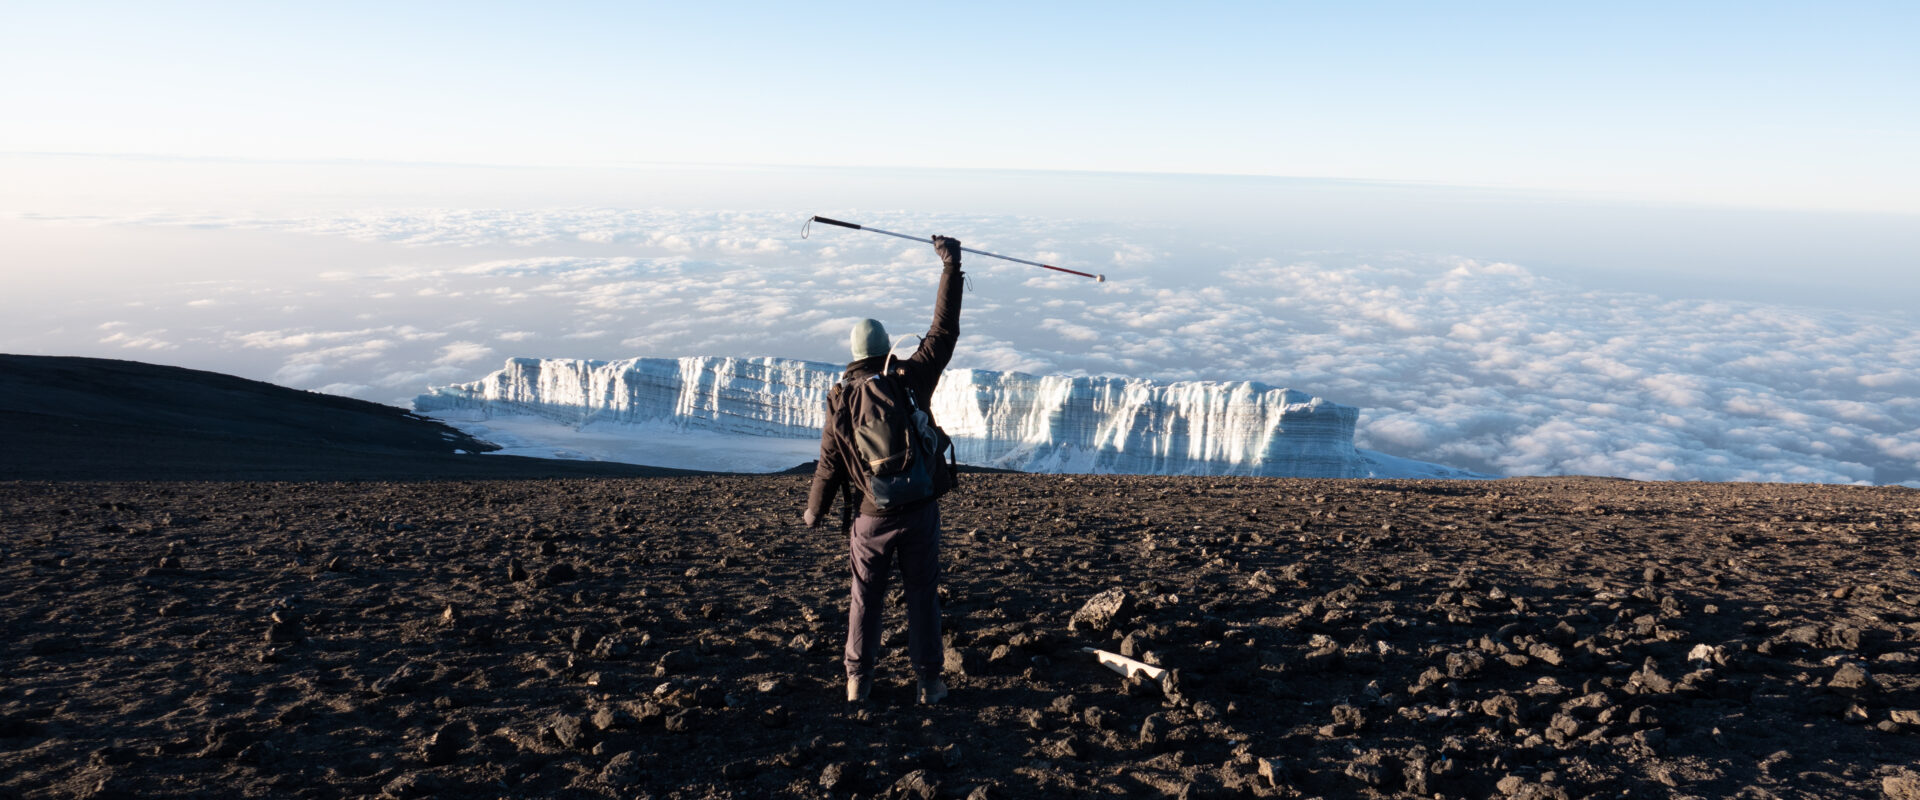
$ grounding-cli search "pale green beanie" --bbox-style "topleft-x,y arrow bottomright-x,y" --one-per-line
851,318 -> 890,360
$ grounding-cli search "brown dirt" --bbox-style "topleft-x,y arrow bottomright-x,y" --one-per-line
3,475 -> 1917,799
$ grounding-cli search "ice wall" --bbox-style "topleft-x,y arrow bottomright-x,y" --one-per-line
414,356 -> 1373,477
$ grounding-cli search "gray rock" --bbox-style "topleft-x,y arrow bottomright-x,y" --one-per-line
1069,588 -> 1135,634
820,762 -> 857,792
889,769 -> 940,800
420,722 -> 465,765
381,772 -> 438,799
1886,771 -> 1920,800
1828,662 -> 1882,696
1256,757 -> 1287,788
1345,750 -> 1396,788
590,707 -> 621,731
1330,704 -> 1366,732
590,635 -> 631,660
601,751 -> 644,786
1139,712 -> 1169,749
546,714 -> 587,749
1446,651 -> 1488,679
944,645 -> 982,677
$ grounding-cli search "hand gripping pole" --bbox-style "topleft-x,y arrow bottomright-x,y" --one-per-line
806,216 -> 1105,282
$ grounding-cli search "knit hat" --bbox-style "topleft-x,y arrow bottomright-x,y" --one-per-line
851,318 -> 890,360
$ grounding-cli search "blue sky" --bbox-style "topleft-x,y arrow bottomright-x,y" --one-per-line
2,2 -> 1917,483
4,1 -> 1915,213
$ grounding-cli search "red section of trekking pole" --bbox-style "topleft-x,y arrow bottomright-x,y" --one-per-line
805,215 -> 1106,282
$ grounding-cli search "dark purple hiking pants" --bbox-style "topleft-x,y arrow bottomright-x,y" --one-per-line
845,501 -> 942,680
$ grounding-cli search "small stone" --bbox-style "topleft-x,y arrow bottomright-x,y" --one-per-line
1044,735 -> 1082,760
1257,757 -> 1287,788
655,649 -> 698,676
1891,710 -> 1920,725
1884,770 -> 1920,800
1069,588 -> 1135,634
420,722 -> 464,765
601,751 -> 644,786
507,559 -> 528,582
1828,662 -> 1882,695
1161,669 -> 1191,706
590,636 -> 631,660
546,714 -> 586,749
1446,651 -> 1487,679
1345,750 -> 1395,788
820,762 -> 857,792
944,645 -> 981,677
544,563 -> 577,582
891,769 -> 940,800
1528,643 -> 1566,666
1633,658 -> 1675,694
1139,712 -> 1169,749
381,772 -> 437,799
591,707 -> 620,731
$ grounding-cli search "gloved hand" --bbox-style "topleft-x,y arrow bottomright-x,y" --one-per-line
931,235 -> 962,266
803,509 -> 821,529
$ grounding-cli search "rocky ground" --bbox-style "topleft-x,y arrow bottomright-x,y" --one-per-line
3,475 -> 1918,799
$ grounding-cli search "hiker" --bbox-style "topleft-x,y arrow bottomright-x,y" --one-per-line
804,234 -> 964,705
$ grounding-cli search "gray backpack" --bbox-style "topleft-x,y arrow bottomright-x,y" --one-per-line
833,367 -> 955,512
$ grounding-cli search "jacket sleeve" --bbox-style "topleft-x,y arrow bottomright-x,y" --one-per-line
906,262 -> 964,380
806,399 -> 847,519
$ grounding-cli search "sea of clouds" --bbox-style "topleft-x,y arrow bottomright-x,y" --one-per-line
11,207 -> 1917,486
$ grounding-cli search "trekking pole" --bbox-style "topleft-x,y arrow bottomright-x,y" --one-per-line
805,216 -> 1106,282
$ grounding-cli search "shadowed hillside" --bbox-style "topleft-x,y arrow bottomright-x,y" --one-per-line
0,355 -> 697,480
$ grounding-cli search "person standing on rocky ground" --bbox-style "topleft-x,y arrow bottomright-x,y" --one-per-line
804,235 -> 965,705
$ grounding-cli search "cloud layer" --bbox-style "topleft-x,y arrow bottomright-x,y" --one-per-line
13,208 -> 1917,485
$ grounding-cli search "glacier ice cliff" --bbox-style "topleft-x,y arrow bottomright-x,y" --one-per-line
414,356 -> 1480,478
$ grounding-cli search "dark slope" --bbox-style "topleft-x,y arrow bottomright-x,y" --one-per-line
0,355 -> 699,480
2,476 -> 1916,798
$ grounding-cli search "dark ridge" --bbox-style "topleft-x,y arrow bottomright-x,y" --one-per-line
0,354 -> 704,481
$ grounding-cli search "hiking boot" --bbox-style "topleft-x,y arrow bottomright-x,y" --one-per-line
917,678 -> 948,705
846,675 -> 871,703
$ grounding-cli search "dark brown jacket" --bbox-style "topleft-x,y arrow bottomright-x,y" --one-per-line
808,263 -> 964,518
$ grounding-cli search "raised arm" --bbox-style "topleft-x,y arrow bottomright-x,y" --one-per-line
906,236 -> 965,375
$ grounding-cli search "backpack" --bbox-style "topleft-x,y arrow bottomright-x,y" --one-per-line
832,366 -> 957,513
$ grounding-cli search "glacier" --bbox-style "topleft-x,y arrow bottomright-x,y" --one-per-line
413,356 -> 1483,478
